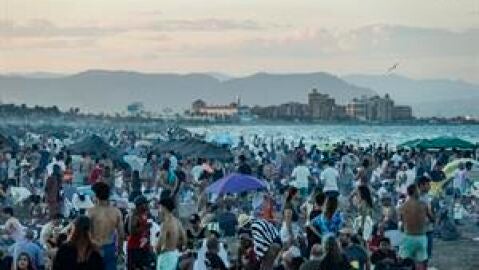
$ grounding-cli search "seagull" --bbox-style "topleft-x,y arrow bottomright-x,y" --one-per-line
387,63 -> 399,72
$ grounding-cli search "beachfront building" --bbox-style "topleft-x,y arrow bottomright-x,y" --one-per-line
308,89 -> 335,121
191,99 -> 239,118
251,102 -> 310,120
346,94 -> 413,121
346,97 -> 369,121
392,105 -> 413,120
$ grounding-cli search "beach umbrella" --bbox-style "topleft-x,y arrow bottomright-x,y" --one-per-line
123,155 -> 146,172
443,158 -> 479,181
0,132 -> 19,153
399,136 -> 475,149
430,158 -> 479,197
154,138 -> 233,161
210,133 -> 234,146
68,134 -> 119,158
206,173 -> 267,195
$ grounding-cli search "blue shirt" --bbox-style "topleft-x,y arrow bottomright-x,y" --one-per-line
10,239 -> 45,269
312,211 -> 344,236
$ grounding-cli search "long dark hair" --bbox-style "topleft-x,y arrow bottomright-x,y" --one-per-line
321,235 -> 345,266
16,252 -> 35,270
286,187 -> 298,203
358,186 -> 373,209
324,196 -> 338,220
68,216 -> 97,263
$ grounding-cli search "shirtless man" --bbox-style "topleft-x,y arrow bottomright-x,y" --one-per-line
89,182 -> 125,270
399,183 -> 428,270
156,197 -> 187,270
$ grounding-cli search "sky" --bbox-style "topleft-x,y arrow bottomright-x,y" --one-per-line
0,0 -> 478,82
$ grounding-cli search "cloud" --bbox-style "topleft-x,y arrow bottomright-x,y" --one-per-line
0,19 -> 125,38
186,24 -> 479,59
149,18 -> 267,32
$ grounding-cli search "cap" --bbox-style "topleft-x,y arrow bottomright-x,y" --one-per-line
238,213 -> 252,228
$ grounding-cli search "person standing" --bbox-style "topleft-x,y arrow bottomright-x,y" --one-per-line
453,162 -> 467,197
52,216 -> 104,270
320,159 -> 339,198
88,182 -> 124,270
45,164 -> 63,219
156,197 -> 187,270
237,155 -> 252,175
399,184 -> 428,270
126,195 -> 152,270
291,157 -> 313,198
418,176 -> 435,264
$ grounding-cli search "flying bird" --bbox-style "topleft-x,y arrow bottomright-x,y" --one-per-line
387,63 -> 399,72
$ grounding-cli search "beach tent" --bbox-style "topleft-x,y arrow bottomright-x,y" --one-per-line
154,138 -> 233,161
206,173 -> 267,195
68,134 -> 119,158
399,136 -> 475,149
0,132 -> 20,153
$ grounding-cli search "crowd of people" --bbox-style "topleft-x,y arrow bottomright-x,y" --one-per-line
0,132 -> 478,270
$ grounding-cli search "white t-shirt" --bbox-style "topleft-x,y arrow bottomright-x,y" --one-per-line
191,165 -> 204,181
321,167 -> 339,192
405,169 -> 416,186
5,217 -> 25,242
391,154 -> 403,167
291,165 -> 311,188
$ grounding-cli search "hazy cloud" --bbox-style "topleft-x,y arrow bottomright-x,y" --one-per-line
0,19 -> 125,38
188,24 -> 479,59
149,18 -> 266,32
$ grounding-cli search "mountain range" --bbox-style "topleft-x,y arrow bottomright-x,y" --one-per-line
0,70 -> 478,117
0,70 -> 374,114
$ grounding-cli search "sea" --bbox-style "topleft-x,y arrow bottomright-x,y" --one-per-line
186,124 -> 479,147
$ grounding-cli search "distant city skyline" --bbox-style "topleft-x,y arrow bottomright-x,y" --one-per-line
0,0 -> 478,82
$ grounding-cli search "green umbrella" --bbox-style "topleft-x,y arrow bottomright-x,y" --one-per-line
399,136 -> 475,149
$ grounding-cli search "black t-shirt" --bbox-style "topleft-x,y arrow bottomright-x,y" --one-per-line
218,212 -> 238,237
371,249 -> 397,265
344,245 -> 368,270
186,227 -> 206,249
238,163 -> 252,175
52,243 -> 104,270
307,209 -> 323,246
319,254 -> 350,270
205,252 -> 227,270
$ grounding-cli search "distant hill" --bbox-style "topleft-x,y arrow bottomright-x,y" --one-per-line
0,70 -> 375,113
343,74 -> 479,117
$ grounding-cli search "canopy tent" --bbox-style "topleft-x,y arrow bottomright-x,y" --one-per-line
399,136 -> 476,149
0,132 -> 20,153
154,138 -> 233,161
206,173 -> 267,195
67,134 -> 119,158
